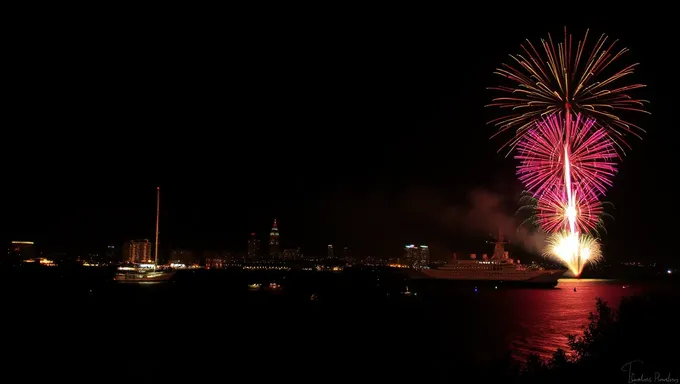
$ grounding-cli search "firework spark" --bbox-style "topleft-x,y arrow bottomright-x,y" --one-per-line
535,186 -> 603,234
488,28 -> 648,153
515,113 -> 618,198
544,230 -> 602,276
517,189 -> 612,237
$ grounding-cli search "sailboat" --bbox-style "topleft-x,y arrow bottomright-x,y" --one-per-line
114,187 -> 177,282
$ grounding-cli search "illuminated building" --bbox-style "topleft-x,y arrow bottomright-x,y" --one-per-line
282,248 -> 300,261
170,249 -> 196,265
342,247 -> 354,264
404,245 -> 416,265
362,256 -> 381,266
8,241 -> 35,260
327,244 -> 334,259
248,233 -> 260,260
269,219 -> 280,259
419,245 -> 430,267
204,250 -> 227,269
22,258 -> 56,267
85,253 -> 102,265
106,245 -> 117,262
404,245 -> 430,269
123,239 -> 152,263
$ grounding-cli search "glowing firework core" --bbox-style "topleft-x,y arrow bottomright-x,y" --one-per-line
545,231 -> 602,276
565,206 -> 577,223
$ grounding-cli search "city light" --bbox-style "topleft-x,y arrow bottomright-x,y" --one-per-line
39,258 -> 56,266
388,264 -> 409,268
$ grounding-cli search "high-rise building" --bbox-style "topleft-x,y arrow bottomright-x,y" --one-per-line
8,241 -> 35,260
404,245 -> 416,265
327,244 -> 334,259
282,248 -> 300,261
247,233 -> 260,260
342,247 -> 353,264
404,244 -> 430,268
269,219 -> 280,259
106,245 -> 116,262
419,245 -> 430,267
123,239 -> 152,263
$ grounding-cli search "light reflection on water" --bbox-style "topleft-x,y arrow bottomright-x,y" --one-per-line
502,278 -> 645,361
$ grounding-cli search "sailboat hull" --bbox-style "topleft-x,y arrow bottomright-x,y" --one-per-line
114,271 -> 176,282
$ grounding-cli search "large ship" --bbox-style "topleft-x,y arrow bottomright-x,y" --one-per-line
114,187 -> 176,283
419,231 -> 565,287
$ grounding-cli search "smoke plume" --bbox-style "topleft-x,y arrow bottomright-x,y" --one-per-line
318,186 -> 546,259
442,188 -> 546,255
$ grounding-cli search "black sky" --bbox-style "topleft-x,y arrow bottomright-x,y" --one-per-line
3,7 -> 678,262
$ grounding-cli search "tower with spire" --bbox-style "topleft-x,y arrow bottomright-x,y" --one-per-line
269,219 -> 280,259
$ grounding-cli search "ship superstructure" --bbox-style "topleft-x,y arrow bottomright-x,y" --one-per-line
420,230 -> 565,286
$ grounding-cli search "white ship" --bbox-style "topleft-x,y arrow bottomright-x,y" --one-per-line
420,232 -> 565,287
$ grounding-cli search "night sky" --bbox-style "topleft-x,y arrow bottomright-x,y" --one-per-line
4,8 -> 677,262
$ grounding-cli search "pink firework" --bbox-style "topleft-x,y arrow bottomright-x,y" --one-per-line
515,113 -> 618,199
535,184 -> 604,234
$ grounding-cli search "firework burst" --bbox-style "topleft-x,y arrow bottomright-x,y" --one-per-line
515,113 -> 618,198
517,190 -> 612,237
488,27 -> 648,153
535,185 -> 603,234
544,230 -> 602,276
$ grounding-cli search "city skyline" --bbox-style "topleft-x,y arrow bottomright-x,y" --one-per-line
3,13 -> 676,264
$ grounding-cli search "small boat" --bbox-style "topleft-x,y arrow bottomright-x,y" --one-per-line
267,282 -> 281,290
401,286 -> 414,296
114,267 -> 175,282
248,283 -> 262,291
114,187 -> 175,283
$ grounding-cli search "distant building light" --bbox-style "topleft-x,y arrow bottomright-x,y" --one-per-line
668,269 -> 672,275
11,241 -> 34,245
420,245 -> 428,249
405,245 -> 415,248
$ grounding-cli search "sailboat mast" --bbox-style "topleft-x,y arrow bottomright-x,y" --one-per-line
154,186 -> 160,266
